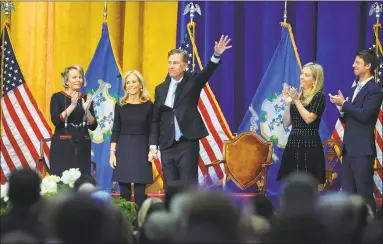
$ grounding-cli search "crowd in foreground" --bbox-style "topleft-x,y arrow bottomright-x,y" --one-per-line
0,168 -> 382,244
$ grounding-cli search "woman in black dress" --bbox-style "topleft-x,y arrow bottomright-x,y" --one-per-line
277,62 -> 326,191
50,65 -> 98,176
109,70 -> 153,207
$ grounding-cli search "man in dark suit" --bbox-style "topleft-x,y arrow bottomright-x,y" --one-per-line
148,35 -> 232,189
330,49 -> 383,214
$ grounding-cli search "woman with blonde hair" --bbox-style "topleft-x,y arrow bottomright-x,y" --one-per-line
109,70 -> 153,208
50,65 -> 97,176
278,62 -> 326,191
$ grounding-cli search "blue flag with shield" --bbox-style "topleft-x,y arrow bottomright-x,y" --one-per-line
84,23 -> 124,191
237,23 -> 302,197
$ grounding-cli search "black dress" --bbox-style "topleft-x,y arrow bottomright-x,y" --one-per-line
49,91 -> 98,176
277,92 -> 326,184
111,101 -> 153,184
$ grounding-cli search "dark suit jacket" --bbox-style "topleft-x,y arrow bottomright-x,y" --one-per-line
149,61 -> 220,150
340,79 -> 383,157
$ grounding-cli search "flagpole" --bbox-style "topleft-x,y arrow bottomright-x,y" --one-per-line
283,1 -> 287,23
0,1 -> 15,137
184,2 -> 201,72
103,0 -> 107,23
370,2 -> 382,81
369,2 -> 382,176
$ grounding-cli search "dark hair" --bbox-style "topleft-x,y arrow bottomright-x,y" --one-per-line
164,181 -> 190,210
8,168 -> 41,207
356,49 -> 378,73
74,174 -> 96,191
53,195 -> 107,243
250,195 -> 274,221
168,49 -> 189,63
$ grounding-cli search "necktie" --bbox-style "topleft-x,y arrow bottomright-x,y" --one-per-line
165,81 -> 182,141
352,83 -> 362,102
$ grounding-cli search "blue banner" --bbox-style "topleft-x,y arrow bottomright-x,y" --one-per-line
84,23 -> 124,191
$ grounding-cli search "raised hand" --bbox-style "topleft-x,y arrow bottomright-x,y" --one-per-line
214,35 -> 232,56
82,94 -> 92,112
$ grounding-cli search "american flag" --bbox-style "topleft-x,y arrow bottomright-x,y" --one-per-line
176,25 -> 234,185
0,26 -> 52,184
332,28 -> 383,198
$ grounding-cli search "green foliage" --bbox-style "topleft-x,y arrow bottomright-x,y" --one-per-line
0,200 -> 8,216
1,193 -> 137,226
113,196 -> 137,224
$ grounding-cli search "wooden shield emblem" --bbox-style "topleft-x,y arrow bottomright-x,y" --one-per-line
224,131 -> 273,190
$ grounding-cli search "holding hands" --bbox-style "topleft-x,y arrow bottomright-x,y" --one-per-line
148,148 -> 158,162
109,152 -> 116,169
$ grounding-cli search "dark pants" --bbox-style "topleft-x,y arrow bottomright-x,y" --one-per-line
160,137 -> 200,190
119,182 -> 146,208
342,149 -> 376,214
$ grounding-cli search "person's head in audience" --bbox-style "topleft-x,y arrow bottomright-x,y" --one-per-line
137,197 -> 164,229
248,195 -> 274,221
52,193 -> 132,243
261,214 -> 327,244
164,181 -> 190,210
8,168 -> 41,208
140,210 -> 177,244
0,230 -> 39,243
280,172 -> 318,216
74,174 -> 96,191
173,189 -> 242,243
317,193 -> 370,244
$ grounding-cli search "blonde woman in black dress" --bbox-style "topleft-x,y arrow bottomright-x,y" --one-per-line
277,62 -> 326,191
109,70 -> 153,207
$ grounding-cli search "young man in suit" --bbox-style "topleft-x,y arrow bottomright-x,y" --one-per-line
148,35 -> 232,189
330,49 -> 383,214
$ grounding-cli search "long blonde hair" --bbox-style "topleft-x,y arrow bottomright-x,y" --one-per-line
119,70 -> 150,105
299,62 -> 324,106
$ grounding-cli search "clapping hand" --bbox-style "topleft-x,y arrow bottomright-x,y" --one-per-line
71,92 -> 79,106
288,87 -> 299,102
329,90 -> 348,112
214,35 -> 232,56
82,94 -> 92,112
282,85 -> 292,104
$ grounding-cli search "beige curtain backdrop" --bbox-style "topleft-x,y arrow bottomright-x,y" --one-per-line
1,1 -> 179,192
1,1 -> 178,128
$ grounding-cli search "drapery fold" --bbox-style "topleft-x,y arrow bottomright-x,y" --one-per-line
1,1 -> 178,129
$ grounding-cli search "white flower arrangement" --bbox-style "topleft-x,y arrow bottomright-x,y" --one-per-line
40,175 -> 60,196
0,168 -> 82,201
61,168 -> 81,188
1,168 -> 137,225
1,182 -> 9,203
